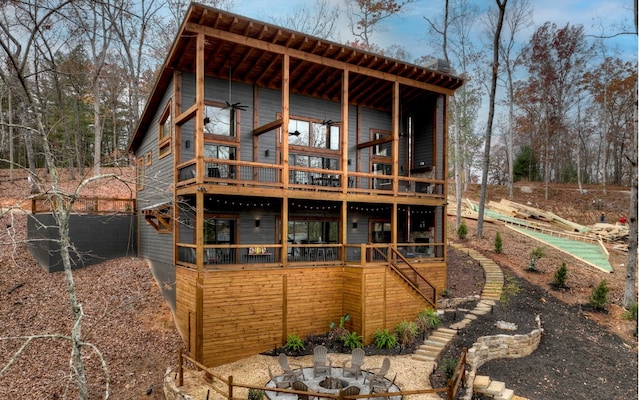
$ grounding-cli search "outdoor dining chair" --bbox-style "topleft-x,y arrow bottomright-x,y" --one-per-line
312,345 -> 331,377
278,353 -> 305,381
341,385 -> 361,397
342,348 -> 365,379
363,357 -> 390,386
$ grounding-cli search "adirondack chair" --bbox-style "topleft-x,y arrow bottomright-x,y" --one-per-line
268,366 -> 294,396
312,345 -> 331,377
363,357 -> 390,386
370,373 -> 397,394
292,380 -> 314,400
278,353 -> 304,381
341,385 -> 361,397
342,348 -> 365,379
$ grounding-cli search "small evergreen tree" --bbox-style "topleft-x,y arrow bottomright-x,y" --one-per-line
494,232 -> 503,254
457,221 -> 468,239
589,279 -> 609,310
552,263 -> 568,288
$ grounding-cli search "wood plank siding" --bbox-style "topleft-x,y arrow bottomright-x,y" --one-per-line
129,4 -> 463,368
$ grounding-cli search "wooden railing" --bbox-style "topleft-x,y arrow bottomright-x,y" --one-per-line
176,158 -> 442,197
375,247 -> 437,309
31,196 -> 135,214
176,348 -> 468,400
176,243 -> 443,270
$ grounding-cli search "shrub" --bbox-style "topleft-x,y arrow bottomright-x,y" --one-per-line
342,331 -> 363,350
457,221 -> 468,239
528,247 -> 545,271
284,333 -> 305,353
500,275 -> 521,305
552,263 -> 568,288
248,389 -> 264,400
622,303 -> 638,321
494,232 -> 503,254
395,320 -> 419,347
373,329 -> 398,349
440,288 -> 451,298
416,308 -> 440,332
589,279 -> 609,310
438,357 -> 458,380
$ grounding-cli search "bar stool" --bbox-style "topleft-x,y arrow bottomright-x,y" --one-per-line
317,248 -> 326,261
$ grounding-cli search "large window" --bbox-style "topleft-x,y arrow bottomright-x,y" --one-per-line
372,130 -> 391,157
204,217 -> 236,244
288,118 -> 339,150
204,103 -> 236,137
204,143 -> 236,178
287,219 -> 338,244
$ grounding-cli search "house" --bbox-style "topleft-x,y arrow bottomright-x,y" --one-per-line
127,3 -> 464,367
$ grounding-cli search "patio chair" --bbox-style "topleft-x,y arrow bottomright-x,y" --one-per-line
370,373 -> 397,394
278,353 -> 304,381
342,348 -> 365,379
312,345 -> 331,377
363,357 -> 390,386
341,385 -> 361,397
268,366 -> 294,396
292,380 -> 313,400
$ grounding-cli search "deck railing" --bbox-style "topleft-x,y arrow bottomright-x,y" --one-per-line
177,243 -> 443,270
31,196 -> 135,214
176,158 -> 442,197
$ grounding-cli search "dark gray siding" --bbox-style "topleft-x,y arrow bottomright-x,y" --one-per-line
137,76 -> 175,266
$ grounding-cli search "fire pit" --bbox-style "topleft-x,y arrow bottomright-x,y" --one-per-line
319,377 -> 349,390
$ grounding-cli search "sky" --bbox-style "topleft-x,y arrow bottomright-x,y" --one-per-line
227,0 -> 638,64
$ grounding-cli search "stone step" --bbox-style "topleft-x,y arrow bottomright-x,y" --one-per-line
411,353 -> 435,362
437,327 -> 458,335
417,344 -> 442,353
415,349 -> 439,359
496,388 -> 515,400
420,342 -> 445,350
473,375 -> 491,391
423,339 -> 446,347
484,381 -> 506,396
427,334 -> 452,344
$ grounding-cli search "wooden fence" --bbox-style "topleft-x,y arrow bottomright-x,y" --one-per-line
31,196 -> 135,214
176,348 -> 467,400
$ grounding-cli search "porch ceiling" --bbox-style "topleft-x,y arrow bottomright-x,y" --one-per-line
130,3 -> 464,152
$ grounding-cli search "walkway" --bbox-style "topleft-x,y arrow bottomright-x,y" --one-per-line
411,244 -> 529,400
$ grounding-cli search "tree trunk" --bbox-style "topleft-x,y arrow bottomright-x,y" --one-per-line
477,0 -> 508,239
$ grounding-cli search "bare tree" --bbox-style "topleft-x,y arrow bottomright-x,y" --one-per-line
345,0 -> 414,51
269,0 -> 341,40
476,0 -> 507,239
0,1 -> 134,397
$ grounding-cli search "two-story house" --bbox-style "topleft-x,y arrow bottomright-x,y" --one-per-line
128,3 -> 464,367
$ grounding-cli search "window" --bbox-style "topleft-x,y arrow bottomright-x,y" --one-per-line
288,118 -> 340,150
371,221 -> 391,243
204,217 -> 236,244
159,102 -> 172,158
287,219 -> 338,244
372,130 -> 391,156
204,104 -> 236,137
136,157 -> 145,190
145,151 -> 152,166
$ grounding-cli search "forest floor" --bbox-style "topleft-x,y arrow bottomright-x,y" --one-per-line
0,169 -> 636,399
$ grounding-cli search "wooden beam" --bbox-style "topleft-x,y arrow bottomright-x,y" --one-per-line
184,22 -> 456,96
253,118 -> 283,136
357,136 -> 393,150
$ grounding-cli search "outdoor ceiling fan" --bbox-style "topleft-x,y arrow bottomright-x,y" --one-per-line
224,66 -> 248,111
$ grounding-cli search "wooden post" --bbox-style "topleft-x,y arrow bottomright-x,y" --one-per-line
228,375 -> 233,400
178,348 -> 183,387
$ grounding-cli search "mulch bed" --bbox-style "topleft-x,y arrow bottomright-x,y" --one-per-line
430,271 -> 638,399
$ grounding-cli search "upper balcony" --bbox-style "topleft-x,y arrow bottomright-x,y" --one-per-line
175,158 -> 444,201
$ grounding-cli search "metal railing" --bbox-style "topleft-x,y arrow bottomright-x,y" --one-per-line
31,196 -> 135,214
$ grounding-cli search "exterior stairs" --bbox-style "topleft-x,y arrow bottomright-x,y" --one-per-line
473,375 -> 528,400
410,244 -> 529,400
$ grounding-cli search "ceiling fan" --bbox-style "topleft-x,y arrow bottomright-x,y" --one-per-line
224,66 -> 248,111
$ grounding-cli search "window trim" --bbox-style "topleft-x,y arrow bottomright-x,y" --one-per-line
203,101 -> 240,141
136,157 -> 145,191
158,102 -> 172,159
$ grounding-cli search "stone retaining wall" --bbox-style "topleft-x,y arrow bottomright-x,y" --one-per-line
466,327 -> 543,370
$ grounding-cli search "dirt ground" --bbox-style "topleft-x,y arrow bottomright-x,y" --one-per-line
0,170 -> 636,399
